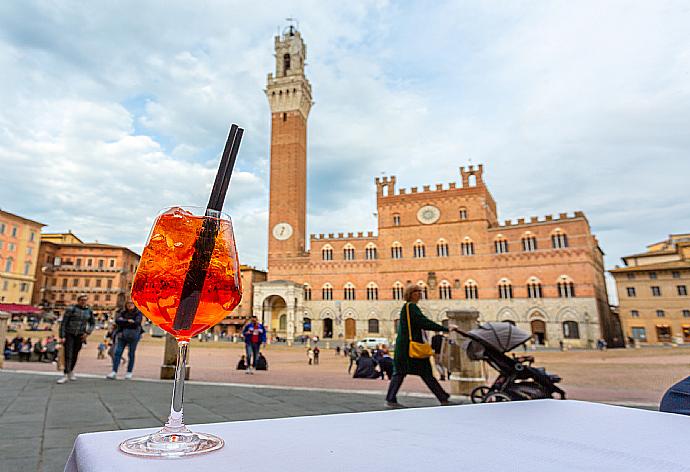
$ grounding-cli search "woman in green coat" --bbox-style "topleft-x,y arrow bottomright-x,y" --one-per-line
385,284 -> 458,408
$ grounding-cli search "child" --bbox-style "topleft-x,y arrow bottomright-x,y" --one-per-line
97,341 -> 107,359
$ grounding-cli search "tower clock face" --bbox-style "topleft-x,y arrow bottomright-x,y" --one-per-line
272,222 -> 294,240
417,205 -> 441,224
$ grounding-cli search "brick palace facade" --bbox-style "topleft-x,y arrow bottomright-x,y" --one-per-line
253,28 -> 615,348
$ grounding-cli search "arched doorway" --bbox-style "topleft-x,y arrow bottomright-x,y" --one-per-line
323,318 -> 333,338
262,295 -> 287,337
531,319 -> 546,345
345,318 -> 356,339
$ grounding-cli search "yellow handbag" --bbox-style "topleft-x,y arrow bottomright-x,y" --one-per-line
406,303 -> 434,359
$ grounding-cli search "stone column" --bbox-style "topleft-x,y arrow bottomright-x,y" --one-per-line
446,310 -> 484,396
0,312 -> 9,369
160,333 -> 190,380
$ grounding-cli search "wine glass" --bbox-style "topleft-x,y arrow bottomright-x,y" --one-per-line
119,206 -> 242,457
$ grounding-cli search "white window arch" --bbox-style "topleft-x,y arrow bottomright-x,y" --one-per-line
413,239 -> 426,258
322,283 -> 333,300
498,277 -> 513,300
343,243 -> 355,261
322,244 -> 333,261
551,229 -> 569,249
439,280 -> 452,300
557,275 -> 576,298
391,241 -> 403,259
494,234 -> 509,254
526,276 -> 543,299
459,207 -> 468,220
365,242 -> 378,260
344,282 -> 356,300
366,282 -> 379,300
522,232 -> 537,252
392,281 -> 404,300
464,279 -> 479,300
461,237 -> 475,256
303,283 -> 312,301
436,238 -> 449,257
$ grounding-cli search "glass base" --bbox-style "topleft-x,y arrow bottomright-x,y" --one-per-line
119,425 -> 224,458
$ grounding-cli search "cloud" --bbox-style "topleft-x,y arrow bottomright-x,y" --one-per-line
0,1 -> 688,303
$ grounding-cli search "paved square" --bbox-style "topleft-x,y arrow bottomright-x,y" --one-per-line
0,371 -> 446,472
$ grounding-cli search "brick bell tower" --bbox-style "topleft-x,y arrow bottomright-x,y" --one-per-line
265,25 -> 312,270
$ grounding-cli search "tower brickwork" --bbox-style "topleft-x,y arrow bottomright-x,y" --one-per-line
266,27 -> 312,272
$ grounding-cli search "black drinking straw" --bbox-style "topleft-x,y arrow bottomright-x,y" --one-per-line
173,124 -> 244,331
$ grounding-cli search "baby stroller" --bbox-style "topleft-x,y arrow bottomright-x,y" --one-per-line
458,322 -> 566,403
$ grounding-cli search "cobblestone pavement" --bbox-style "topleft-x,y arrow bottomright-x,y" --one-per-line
0,371 -> 449,472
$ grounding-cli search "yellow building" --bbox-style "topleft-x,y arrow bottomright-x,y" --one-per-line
611,234 -> 690,344
0,209 -> 45,304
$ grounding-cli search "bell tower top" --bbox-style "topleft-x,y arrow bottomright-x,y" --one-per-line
266,23 -> 312,119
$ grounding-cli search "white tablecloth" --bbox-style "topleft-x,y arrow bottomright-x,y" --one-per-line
65,400 -> 690,472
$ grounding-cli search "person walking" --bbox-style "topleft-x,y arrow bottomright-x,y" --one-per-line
347,343 -> 359,374
242,316 -> 266,374
307,347 -> 314,365
106,301 -> 143,380
385,284 -> 458,408
57,294 -> 95,384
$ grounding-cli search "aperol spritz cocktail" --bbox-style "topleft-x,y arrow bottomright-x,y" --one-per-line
120,206 -> 241,458
131,206 -> 242,341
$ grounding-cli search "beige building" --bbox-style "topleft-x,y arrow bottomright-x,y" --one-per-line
0,209 -> 45,304
611,234 -> 690,344
252,28 -> 616,348
32,232 -> 140,319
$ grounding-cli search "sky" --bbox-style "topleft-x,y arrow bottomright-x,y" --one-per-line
1,1 -> 689,302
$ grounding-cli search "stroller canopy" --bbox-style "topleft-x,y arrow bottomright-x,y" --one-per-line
463,322 -> 532,360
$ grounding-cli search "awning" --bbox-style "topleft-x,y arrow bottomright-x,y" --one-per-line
0,303 -> 43,314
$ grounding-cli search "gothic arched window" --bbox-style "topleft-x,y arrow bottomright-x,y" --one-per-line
527,277 -> 543,299
461,237 -> 475,256
439,280 -> 452,300
366,282 -> 379,300
465,280 -> 479,300
392,281 -> 404,300
557,276 -> 576,298
436,239 -> 449,257
365,243 -> 378,260
413,240 -> 426,258
552,229 -> 569,249
322,245 -> 333,261
343,244 -> 355,261
344,283 -> 356,301
498,278 -> 513,300
522,232 -> 538,252
391,242 -> 403,259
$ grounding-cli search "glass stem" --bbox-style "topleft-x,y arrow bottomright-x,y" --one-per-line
166,340 -> 188,429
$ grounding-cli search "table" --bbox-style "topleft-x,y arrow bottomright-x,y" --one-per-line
65,400 -> 690,472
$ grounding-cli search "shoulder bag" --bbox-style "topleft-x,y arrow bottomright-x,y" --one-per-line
406,303 -> 434,359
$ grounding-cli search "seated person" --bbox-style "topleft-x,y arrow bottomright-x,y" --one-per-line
256,352 -> 268,371
378,350 -> 394,380
236,355 -> 247,370
660,376 -> 690,416
353,350 -> 380,379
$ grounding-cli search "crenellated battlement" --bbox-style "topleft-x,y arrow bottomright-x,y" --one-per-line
310,231 -> 377,241
496,211 -> 586,228
376,164 -> 486,199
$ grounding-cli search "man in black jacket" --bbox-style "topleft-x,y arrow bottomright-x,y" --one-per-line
57,294 -> 95,384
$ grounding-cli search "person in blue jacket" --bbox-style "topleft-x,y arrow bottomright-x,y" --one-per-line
242,316 -> 266,374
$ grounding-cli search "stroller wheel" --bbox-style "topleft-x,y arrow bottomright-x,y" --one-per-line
483,392 -> 512,403
470,386 -> 491,404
